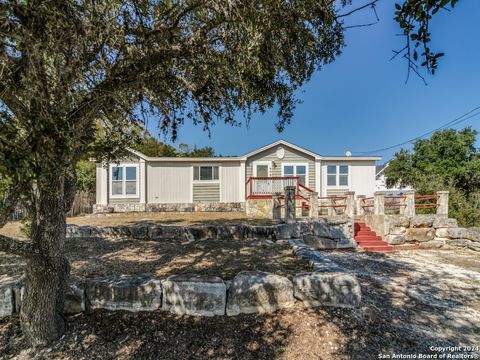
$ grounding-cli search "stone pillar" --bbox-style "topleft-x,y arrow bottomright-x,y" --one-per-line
345,191 -> 355,217
373,191 -> 385,215
356,195 -> 366,216
403,190 -> 416,216
284,186 -> 296,224
309,192 -> 319,219
272,193 -> 282,221
437,191 -> 449,216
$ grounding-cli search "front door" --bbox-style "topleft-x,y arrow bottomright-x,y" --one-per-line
256,165 -> 269,177
254,164 -> 270,195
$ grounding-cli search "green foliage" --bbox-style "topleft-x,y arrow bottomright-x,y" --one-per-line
177,144 -> 215,157
132,137 -> 178,157
385,128 -> 480,226
76,161 -> 96,193
132,136 -> 215,157
394,0 -> 458,78
187,146 -> 215,158
0,0 -> 457,217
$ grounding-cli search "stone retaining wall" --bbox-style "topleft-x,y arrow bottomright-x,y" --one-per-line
65,217 -> 356,250
0,239 -> 360,319
364,214 -> 480,251
93,202 -> 246,214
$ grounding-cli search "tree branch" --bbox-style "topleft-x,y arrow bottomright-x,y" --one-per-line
338,1 -> 379,18
0,233 -> 35,258
344,21 -> 378,29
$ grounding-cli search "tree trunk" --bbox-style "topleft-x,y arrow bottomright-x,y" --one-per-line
20,175 -> 71,346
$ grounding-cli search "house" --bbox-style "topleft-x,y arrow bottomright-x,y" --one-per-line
94,140 -> 381,212
375,162 -> 413,194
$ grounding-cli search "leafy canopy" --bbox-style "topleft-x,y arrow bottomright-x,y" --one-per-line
132,136 -> 215,157
385,128 -> 480,226
0,0 -> 460,224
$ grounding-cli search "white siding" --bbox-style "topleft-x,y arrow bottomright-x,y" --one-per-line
193,183 -> 220,202
221,164 -> 241,202
350,161 -> 376,197
321,160 -> 376,197
246,145 -> 316,190
147,162 -> 191,203
96,164 -> 108,205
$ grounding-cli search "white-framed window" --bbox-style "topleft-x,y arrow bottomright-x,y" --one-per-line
253,161 -> 271,177
327,165 -> 349,187
193,165 -> 220,181
282,163 -> 308,185
110,164 -> 139,197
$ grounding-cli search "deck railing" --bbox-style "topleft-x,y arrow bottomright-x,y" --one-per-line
415,194 -> 440,210
319,196 -> 347,215
384,195 -> 407,214
246,176 -> 300,198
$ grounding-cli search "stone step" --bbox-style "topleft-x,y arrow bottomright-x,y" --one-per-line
362,244 -> 393,251
355,230 -> 377,236
363,247 -> 394,253
356,240 -> 390,246
355,235 -> 383,241
354,221 -> 394,253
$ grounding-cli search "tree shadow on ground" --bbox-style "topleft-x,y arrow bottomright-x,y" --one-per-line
325,250 -> 480,357
2,233 -> 480,359
66,236 -> 309,280
1,310 -> 294,360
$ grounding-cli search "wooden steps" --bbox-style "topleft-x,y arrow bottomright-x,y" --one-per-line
354,222 -> 394,253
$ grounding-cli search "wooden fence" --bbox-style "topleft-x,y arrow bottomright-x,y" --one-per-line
7,192 -> 95,221
66,192 -> 96,217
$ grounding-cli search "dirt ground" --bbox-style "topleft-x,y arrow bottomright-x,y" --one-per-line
1,249 -> 479,360
0,236 -> 308,280
0,212 -> 274,240
69,212 -> 273,227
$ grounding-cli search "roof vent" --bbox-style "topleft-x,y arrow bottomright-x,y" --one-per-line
345,150 -> 352,157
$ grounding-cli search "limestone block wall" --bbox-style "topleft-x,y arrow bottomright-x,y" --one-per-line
245,199 -> 273,218
0,236 -> 361,319
364,214 -> 480,251
64,218 -> 355,251
94,202 -> 245,213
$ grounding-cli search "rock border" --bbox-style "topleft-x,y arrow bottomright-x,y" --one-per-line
66,217 -> 356,250
1,239 -> 361,319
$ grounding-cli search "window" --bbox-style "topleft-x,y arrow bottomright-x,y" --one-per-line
193,166 -> 219,181
296,165 -> 306,185
327,165 -> 337,186
111,167 -> 123,195
110,165 -> 138,197
283,164 -> 307,185
326,165 -> 349,187
339,165 -> 349,186
125,166 -> 137,195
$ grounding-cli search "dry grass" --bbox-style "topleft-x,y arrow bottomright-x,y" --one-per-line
0,211 -> 275,242
1,249 -> 479,359
68,212 -> 274,227
1,236 -> 309,281
63,237 -> 309,280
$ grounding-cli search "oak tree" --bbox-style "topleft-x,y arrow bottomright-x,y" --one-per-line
0,0 -> 458,345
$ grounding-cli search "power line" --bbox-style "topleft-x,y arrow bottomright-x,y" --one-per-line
353,105 -> 480,155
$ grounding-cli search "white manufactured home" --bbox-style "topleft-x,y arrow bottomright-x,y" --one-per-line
94,140 -> 381,212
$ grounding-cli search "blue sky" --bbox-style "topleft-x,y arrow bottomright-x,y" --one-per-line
147,1 -> 480,162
